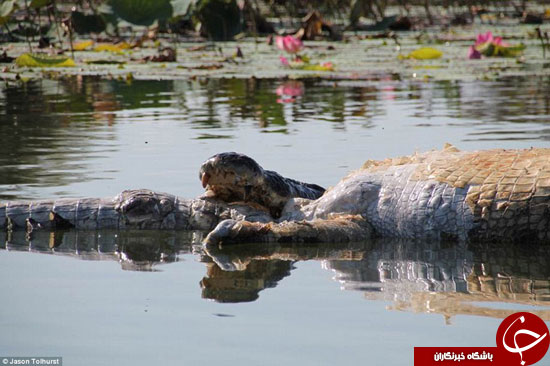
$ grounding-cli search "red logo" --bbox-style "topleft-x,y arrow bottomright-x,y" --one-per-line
496,312 -> 550,366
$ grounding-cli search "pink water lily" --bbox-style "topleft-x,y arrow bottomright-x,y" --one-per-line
280,56 -> 290,67
475,31 -> 493,46
469,31 -> 515,59
492,36 -> 509,47
475,31 -> 509,47
275,35 -> 303,54
321,61 -> 334,70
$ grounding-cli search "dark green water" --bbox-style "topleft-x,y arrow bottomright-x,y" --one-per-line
1,76 -> 549,365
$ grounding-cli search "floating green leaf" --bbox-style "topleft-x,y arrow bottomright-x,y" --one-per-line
73,40 -> 94,51
477,42 -> 526,58
298,63 -> 334,71
15,53 -> 76,68
94,42 -> 131,53
406,47 -> 443,60
109,0 -> 173,26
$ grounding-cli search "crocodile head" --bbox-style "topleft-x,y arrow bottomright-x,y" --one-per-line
199,152 -> 264,203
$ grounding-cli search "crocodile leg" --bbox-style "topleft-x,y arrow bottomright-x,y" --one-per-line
203,215 -> 373,246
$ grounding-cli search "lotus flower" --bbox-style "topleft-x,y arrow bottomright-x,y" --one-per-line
276,81 -> 304,103
469,31 -> 520,59
280,56 -> 290,67
321,62 -> 334,70
275,35 -> 303,54
492,36 -> 509,47
475,31 -> 494,46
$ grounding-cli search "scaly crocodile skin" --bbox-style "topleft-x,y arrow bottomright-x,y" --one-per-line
298,146 -> 550,241
0,190 -> 273,232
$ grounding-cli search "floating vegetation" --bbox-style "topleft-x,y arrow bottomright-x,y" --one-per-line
93,42 -> 132,53
73,40 -> 94,51
15,53 -> 76,68
0,2 -> 548,82
399,47 -> 443,60
467,31 -> 526,59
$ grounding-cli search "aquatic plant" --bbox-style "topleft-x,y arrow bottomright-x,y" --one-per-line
399,47 -> 443,60
195,0 -> 242,41
15,53 -> 75,67
276,35 -> 333,71
275,35 -> 303,54
535,27 -> 549,59
279,55 -> 334,71
468,31 -> 525,59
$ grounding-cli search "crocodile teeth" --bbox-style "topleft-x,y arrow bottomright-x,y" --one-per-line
201,172 -> 210,188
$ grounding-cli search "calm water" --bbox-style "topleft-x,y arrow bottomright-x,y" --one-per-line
1,76 -> 550,365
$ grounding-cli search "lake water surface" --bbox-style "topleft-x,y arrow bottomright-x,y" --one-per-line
1,76 -> 549,365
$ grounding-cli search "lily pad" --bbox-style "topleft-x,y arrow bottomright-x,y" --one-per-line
297,63 -> 334,71
73,40 -> 94,51
477,42 -> 526,58
15,53 -> 76,68
94,42 -> 131,53
401,47 -> 443,60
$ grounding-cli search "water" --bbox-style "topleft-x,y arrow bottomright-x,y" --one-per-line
1,76 -> 550,365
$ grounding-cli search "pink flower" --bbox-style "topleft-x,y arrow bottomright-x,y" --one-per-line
321,62 -> 334,70
475,31 -> 493,46
492,36 -> 509,47
275,35 -> 303,54
279,56 -> 289,67
467,45 -> 482,59
469,31 -> 512,59
275,81 -> 304,97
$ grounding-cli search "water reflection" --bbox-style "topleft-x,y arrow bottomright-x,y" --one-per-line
203,240 -> 550,321
275,80 -> 305,103
2,75 -> 550,200
3,229 -> 549,320
2,230 -> 193,272
200,258 -> 292,303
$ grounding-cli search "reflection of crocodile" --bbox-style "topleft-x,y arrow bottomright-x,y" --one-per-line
2,230 -> 194,272
3,146 -> 550,243
323,240 -> 550,321
5,230 -> 549,318
204,239 -> 550,319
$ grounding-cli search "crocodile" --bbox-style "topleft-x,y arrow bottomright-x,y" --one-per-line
2,146 -> 550,245
0,152 -> 325,234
